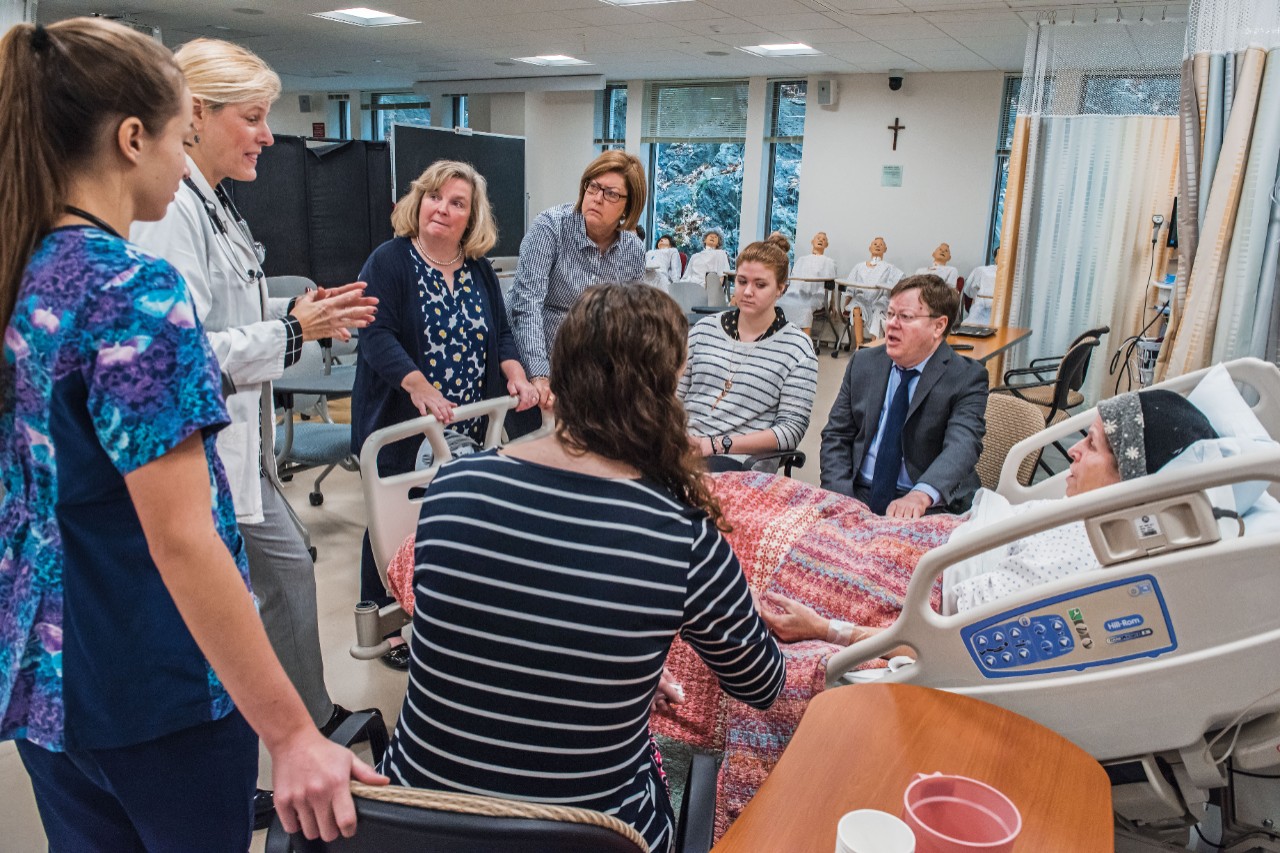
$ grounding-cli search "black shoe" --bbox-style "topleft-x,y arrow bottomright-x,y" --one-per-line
380,643 -> 410,671
253,788 -> 275,831
319,703 -> 382,743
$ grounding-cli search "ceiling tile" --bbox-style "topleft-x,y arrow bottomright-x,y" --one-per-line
850,18 -> 947,39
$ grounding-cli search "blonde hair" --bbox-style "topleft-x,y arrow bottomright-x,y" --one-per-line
175,38 -> 280,107
390,160 -> 498,259
574,150 -> 647,233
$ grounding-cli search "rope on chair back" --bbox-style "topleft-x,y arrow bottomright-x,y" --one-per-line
349,782 -> 651,852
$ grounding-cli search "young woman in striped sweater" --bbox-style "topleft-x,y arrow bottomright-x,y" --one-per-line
679,239 -> 818,469
384,283 -> 785,853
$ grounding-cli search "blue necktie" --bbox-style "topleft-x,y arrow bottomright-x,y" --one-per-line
868,367 -> 919,515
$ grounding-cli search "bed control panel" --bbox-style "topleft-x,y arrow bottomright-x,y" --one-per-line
961,574 -> 1176,679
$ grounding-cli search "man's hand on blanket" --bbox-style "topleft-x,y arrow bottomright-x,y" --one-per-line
885,489 -> 934,519
652,667 -> 686,716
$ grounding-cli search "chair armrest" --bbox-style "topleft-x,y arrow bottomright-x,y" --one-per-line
1000,365 -> 1056,387
675,752 -> 721,853
263,711 -> 390,853
742,449 -> 807,477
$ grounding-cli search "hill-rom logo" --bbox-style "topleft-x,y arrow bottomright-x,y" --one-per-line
1105,614 -> 1145,632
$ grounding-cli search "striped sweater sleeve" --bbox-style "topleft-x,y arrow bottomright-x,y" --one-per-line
680,516 -> 785,709
770,327 -> 818,450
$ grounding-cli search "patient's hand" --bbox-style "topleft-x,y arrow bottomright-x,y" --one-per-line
760,592 -> 829,643
652,666 -> 686,716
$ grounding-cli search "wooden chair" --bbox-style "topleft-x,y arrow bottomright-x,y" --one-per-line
975,393 -> 1046,490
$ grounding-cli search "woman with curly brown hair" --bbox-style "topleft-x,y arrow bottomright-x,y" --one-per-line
384,283 -> 784,853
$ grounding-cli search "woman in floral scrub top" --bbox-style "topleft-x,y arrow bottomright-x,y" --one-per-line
0,18 -> 383,851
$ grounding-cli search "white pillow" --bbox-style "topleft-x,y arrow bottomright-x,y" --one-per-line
1158,435 -> 1279,515
1187,363 -> 1271,443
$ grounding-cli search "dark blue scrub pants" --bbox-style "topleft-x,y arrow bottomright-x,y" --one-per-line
16,710 -> 257,852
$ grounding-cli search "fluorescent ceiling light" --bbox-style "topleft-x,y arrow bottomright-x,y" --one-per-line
599,0 -> 694,6
312,7 -> 418,26
512,54 -> 593,66
738,43 -> 823,58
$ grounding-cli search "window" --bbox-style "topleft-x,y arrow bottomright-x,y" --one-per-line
765,80 -> 806,256
452,95 -> 469,128
1081,73 -> 1180,115
328,94 -> 352,140
370,92 -> 430,141
337,100 -> 350,140
643,80 -> 748,256
984,76 -> 1021,264
594,84 -> 627,152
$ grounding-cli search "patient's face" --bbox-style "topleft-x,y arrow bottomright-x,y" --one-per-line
812,232 -> 828,253
932,243 -> 951,265
869,237 -> 887,258
1066,417 -> 1123,497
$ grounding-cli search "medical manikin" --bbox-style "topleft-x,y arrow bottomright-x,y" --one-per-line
916,242 -> 959,287
841,236 -> 902,339
778,231 -> 838,333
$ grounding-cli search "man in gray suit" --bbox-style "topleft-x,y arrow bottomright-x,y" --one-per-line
821,274 -> 988,517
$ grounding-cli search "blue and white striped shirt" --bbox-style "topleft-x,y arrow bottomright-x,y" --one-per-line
508,203 -> 645,378
383,451 -> 785,853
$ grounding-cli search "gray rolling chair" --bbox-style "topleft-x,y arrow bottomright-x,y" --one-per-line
266,712 -> 718,853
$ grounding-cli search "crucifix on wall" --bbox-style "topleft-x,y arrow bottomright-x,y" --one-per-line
888,117 -> 905,151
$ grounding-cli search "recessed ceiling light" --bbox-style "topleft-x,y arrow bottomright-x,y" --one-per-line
599,0 -> 693,6
511,54 -> 593,66
312,7 -> 418,27
737,42 -> 822,58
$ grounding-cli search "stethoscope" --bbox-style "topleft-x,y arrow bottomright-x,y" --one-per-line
183,176 -> 267,288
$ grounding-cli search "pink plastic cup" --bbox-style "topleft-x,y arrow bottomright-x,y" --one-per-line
902,773 -> 1022,853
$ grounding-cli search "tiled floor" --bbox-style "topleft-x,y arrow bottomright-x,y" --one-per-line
0,346 -> 1073,850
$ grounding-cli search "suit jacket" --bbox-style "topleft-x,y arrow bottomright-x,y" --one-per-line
820,343 -> 988,512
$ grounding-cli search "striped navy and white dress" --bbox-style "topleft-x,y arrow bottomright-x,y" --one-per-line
383,451 -> 785,853
679,308 -> 818,452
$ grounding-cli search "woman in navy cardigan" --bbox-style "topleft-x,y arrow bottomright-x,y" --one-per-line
352,160 -> 538,667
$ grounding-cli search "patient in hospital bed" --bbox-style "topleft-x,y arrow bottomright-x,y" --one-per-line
651,380 -> 1280,837
762,388 -> 1221,644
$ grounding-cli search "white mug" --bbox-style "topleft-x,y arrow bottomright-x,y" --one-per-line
836,809 -> 916,853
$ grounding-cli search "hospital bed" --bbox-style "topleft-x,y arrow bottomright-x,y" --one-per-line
827,357 -> 1280,851
350,396 -> 553,659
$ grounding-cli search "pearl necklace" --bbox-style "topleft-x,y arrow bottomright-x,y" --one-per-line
415,235 -> 463,267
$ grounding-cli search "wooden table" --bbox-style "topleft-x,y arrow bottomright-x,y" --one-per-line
948,325 -> 1032,365
711,683 -> 1112,852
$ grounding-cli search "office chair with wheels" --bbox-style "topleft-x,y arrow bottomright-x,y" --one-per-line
705,450 -> 806,477
1007,326 -> 1109,385
993,336 -> 1102,475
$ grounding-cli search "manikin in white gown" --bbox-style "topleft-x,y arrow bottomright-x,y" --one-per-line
915,242 -> 959,287
840,236 -> 902,339
965,247 -> 999,325
778,230 -> 837,331
644,234 -> 683,288
681,230 -> 732,284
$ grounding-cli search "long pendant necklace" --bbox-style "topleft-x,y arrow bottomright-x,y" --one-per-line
414,235 -> 463,267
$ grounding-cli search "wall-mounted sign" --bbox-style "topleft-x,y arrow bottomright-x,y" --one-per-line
881,165 -> 903,187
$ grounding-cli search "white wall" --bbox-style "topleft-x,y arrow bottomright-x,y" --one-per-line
797,71 -> 1005,281
270,91 -> 325,137
523,90 -> 596,223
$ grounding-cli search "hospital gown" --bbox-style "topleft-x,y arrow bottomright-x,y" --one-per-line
645,247 -> 682,288
682,247 -> 731,284
841,260 -> 902,339
914,264 -> 959,287
965,264 -> 997,326
778,253 -> 836,328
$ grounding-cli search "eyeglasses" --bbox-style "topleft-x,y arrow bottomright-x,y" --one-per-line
885,310 -> 942,324
584,180 -> 627,204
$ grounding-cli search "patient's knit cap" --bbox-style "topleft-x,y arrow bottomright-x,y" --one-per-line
1096,389 -> 1218,481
